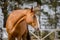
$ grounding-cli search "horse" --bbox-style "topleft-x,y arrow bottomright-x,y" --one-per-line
6,8 -> 38,40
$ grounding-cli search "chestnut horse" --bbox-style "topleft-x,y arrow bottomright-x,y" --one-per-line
6,8 -> 38,40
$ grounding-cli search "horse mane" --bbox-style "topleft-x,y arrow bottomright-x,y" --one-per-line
10,15 -> 26,34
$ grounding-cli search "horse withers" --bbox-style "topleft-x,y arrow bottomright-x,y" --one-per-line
6,8 -> 38,40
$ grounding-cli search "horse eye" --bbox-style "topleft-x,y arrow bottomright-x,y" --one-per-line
33,15 -> 36,18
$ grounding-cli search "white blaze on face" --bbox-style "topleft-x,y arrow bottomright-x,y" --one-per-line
37,15 -> 40,29
34,15 -> 39,29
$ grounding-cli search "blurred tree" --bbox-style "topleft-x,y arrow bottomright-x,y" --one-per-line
1,0 -> 8,27
50,0 -> 58,28
35,0 -> 41,5
41,0 -> 58,28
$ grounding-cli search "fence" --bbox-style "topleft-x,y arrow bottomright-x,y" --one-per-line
29,29 -> 60,40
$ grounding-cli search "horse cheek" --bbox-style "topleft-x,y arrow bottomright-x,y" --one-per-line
25,17 -> 30,23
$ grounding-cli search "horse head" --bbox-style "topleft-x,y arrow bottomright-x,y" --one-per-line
25,8 -> 39,30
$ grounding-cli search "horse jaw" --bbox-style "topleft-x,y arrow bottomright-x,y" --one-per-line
31,22 -> 39,30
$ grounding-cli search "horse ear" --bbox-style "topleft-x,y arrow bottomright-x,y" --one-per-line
31,7 -> 33,12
